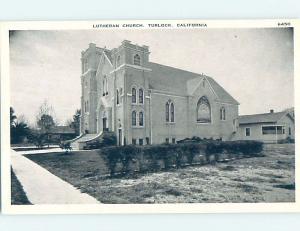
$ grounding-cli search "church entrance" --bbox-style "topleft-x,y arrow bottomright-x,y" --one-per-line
103,118 -> 108,131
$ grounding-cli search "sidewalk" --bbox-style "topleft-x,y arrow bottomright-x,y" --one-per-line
11,150 -> 100,204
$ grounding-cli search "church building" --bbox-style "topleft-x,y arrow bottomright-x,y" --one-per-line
75,40 -> 239,148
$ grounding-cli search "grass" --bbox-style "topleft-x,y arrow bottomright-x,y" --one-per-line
11,169 -> 31,205
25,143 -> 295,203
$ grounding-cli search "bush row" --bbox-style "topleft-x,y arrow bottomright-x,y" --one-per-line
100,140 -> 263,177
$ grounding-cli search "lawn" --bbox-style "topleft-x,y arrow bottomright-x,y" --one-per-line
25,144 -> 295,203
11,169 -> 31,205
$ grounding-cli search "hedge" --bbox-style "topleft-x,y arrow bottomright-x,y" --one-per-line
100,140 -> 263,177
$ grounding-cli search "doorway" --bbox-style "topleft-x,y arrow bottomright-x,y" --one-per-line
103,118 -> 108,131
118,129 -> 122,146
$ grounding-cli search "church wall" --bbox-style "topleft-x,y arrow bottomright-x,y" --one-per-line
150,93 -> 189,144
124,67 -> 151,145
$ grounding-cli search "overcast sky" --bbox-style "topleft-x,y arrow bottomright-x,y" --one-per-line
10,28 -> 294,126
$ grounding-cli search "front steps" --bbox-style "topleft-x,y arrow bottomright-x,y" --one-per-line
70,133 -> 99,150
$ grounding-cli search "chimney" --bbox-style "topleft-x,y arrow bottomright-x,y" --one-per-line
270,109 -> 274,113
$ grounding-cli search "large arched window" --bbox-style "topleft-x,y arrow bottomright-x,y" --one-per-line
220,107 -> 226,120
132,111 -> 137,126
139,111 -> 144,126
197,96 -> 211,123
132,87 -> 137,103
166,102 -> 170,122
170,103 -> 175,122
116,89 -> 120,105
134,54 -> 141,66
139,88 -> 144,104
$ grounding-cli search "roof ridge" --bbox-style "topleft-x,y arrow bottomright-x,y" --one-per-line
239,111 -> 286,117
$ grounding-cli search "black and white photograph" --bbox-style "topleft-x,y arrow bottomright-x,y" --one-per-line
1,20 -> 299,213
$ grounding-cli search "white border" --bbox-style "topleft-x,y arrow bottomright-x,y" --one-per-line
1,19 -> 300,214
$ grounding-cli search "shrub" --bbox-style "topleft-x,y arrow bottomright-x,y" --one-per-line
59,141 -> 72,153
101,146 -> 122,176
102,132 -> 117,146
100,139 -> 264,177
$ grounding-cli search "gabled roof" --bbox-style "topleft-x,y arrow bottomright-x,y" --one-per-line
238,111 -> 294,125
147,62 -> 238,105
48,126 -> 75,134
205,76 -> 239,105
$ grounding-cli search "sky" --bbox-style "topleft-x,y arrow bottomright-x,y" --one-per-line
9,28 -> 294,126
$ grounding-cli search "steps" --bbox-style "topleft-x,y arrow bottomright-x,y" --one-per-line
70,133 -> 99,150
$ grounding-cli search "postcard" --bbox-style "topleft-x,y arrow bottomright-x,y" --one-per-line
1,19 -> 299,214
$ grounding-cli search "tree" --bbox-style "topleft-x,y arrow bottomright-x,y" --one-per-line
35,100 -> 57,146
10,107 -> 17,128
10,107 -> 31,144
68,109 -> 81,136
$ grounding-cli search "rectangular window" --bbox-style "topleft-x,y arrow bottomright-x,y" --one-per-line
132,139 -> 136,145
146,137 -> 150,145
172,138 -> 176,144
245,127 -> 251,136
165,138 -> 169,144
289,127 -> 291,136
139,138 -> 143,145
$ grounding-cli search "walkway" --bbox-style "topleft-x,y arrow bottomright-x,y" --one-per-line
11,150 -> 100,204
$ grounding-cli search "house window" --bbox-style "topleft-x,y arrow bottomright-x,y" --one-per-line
289,127 -> 291,136
172,138 -> 176,144
197,96 -> 211,123
139,138 -> 143,145
165,138 -> 169,144
245,127 -> 251,136
132,87 -> 137,103
220,107 -> 226,120
132,111 -> 137,126
132,139 -> 136,145
166,102 -> 170,122
139,111 -> 144,126
134,54 -> 141,66
262,126 -> 285,135
116,89 -> 120,105
170,102 -> 175,122
139,88 -> 144,104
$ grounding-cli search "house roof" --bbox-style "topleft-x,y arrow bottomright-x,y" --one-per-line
48,126 -> 75,134
238,111 -> 293,125
147,62 -> 238,104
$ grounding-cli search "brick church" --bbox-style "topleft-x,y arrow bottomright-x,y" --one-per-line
75,40 -> 239,148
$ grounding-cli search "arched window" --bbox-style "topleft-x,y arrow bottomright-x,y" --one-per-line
132,87 -> 137,103
132,111 -> 136,126
170,103 -> 175,122
139,111 -> 144,126
134,54 -> 141,66
103,75 -> 108,95
116,89 -> 120,105
220,107 -> 226,120
197,96 -> 211,123
139,88 -> 144,104
116,55 -> 121,67
166,102 -> 170,122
